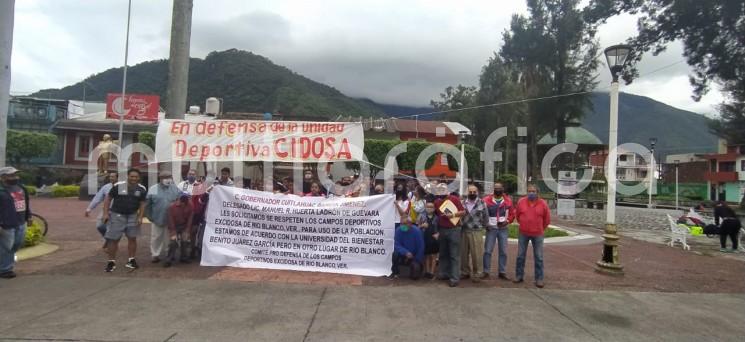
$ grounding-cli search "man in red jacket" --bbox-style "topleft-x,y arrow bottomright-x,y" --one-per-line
514,184 -> 550,288
433,183 -> 466,287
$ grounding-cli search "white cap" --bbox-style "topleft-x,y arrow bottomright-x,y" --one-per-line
0,166 -> 19,176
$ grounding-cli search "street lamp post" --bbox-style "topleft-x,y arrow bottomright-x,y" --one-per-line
117,0 -> 132,171
674,160 -> 680,210
459,130 -> 469,196
596,44 -> 631,276
647,137 -> 657,208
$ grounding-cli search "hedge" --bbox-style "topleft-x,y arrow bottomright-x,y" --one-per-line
51,185 -> 80,198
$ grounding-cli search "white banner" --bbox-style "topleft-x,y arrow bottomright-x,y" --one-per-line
201,186 -> 395,277
155,119 -> 364,162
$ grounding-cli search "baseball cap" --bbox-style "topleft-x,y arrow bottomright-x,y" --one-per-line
0,166 -> 20,176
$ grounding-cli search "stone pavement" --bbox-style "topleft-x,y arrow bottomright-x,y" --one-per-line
1,275 -> 743,342
22,198 -> 745,293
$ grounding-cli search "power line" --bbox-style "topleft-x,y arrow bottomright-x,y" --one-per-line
389,59 -> 688,120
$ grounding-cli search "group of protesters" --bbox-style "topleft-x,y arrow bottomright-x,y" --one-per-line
86,168 -> 217,272
388,180 -> 550,288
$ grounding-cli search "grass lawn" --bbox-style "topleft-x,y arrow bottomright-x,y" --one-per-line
506,223 -> 568,239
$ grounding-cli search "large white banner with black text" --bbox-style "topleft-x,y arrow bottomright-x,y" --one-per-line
201,186 -> 395,276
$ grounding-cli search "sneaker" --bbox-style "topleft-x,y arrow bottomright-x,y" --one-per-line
423,272 -> 434,279
720,248 -> 728,252
535,281 -> 545,288
480,273 -> 490,280
498,273 -> 510,281
125,258 -> 139,269
151,257 -> 161,263
448,280 -> 459,287
471,276 -> 481,283
0,271 -> 17,279
388,273 -> 399,280
513,278 -> 524,284
105,261 -> 116,272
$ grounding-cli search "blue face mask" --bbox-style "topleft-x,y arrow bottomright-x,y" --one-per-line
187,175 -> 196,183
399,225 -> 410,232
527,193 -> 537,201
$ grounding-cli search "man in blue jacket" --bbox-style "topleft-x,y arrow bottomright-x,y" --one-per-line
0,167 -> 31,279
391,217 -> 425,280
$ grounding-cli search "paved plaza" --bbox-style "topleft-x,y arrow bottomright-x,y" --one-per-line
2,198 -> 744,341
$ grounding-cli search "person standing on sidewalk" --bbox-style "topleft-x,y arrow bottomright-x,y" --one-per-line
482,182 -> 514,280
714,200 -> 741,252
145,172 -> 181,264
102,168 -> 148,272
0,167 -> 31,279
164,193 -> 194,267
417,201 -> 439,279
514,184 -> 550,288
85,171 -> 118,247
434,183 -> 466,287
460,184 -> 488,282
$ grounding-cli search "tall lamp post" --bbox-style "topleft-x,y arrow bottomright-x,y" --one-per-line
647,137 -> 657,208
596,44 -> 631,275
459,130 -> 469,196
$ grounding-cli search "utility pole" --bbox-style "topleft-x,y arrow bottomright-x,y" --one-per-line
165,0 -> 192,120
0,0 -> 15,167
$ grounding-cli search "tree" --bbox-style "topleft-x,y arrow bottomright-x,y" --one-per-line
585,0 -> 745,144
500,0 -> 600,173
6,130 -> 57,165
138,131 -> 155,149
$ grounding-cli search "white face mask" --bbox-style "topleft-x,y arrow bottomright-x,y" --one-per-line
162,179 -> 174,186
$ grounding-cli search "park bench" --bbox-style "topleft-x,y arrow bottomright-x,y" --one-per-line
666,214 -> 690,250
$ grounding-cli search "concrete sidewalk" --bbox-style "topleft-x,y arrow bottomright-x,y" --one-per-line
1,275 -> 743,342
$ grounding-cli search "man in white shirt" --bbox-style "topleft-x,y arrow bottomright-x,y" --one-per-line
85,171 -> 118,248
177,169 -> 201,195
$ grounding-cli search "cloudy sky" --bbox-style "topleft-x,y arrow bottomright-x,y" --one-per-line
10,0 -> 723,116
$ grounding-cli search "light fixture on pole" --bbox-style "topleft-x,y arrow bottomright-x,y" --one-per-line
458,130 -> 469,196
117,0 -> 132,171
647,137 -> 657,208
674,160 -> 680,210
596,44 -> 631,276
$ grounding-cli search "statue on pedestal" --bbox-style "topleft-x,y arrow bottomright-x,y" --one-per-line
97,134 -> 117,175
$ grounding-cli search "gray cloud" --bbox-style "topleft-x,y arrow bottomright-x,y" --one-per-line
9,0 -> 722,115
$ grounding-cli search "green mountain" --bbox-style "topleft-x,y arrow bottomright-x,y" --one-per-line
583,92 -> 718,158
32,49 -> 383,118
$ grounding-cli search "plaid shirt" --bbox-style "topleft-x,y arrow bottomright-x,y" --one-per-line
461,197 -> 488,231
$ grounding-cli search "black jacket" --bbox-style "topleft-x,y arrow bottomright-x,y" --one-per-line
0,184 -> 31,229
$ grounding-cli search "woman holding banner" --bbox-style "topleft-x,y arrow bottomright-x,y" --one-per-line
394,183 -> 411,229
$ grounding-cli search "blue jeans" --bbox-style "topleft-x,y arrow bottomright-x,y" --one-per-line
515,233 -> 544,282
483,227 -> 508,275
0,225 -> 27,273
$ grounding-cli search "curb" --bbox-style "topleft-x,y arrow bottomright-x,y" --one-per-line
17,242 -> 59,261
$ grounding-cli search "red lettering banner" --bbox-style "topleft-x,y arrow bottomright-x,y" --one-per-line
155,119 -> 365,162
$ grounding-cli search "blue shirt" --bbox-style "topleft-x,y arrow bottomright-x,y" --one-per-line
394,224 -> 425,263
144,183 -> 180,226
87,183 -> 113,211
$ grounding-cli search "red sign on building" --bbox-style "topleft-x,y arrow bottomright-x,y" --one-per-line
106,93 -> 160,121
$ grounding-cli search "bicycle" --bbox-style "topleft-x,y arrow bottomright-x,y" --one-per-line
29,212 -> 49,237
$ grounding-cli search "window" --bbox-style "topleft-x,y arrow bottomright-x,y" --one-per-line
440,153 -> 448,166
619,155 -> 628,162
741,160 -> 745,171
74,133 -> 93,161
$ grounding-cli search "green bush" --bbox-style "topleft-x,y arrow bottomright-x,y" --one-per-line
24,222 -> 45,247
24,185 -> 37,196
51,185 -> 80,198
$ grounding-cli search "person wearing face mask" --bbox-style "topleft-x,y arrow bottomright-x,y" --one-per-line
460,184 -> 489,282
145,172 -> 181,264
416,201 -> 439,279
433,182 -> 466,287
481,182 -> 515,280
393,183 -> 411,229
164,193 -> 194,267
373,184 -> 385,195
390,217 -> 424,280
178,169 -> 200,195
0,167 -> 31,279
514,184 -> 550,288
